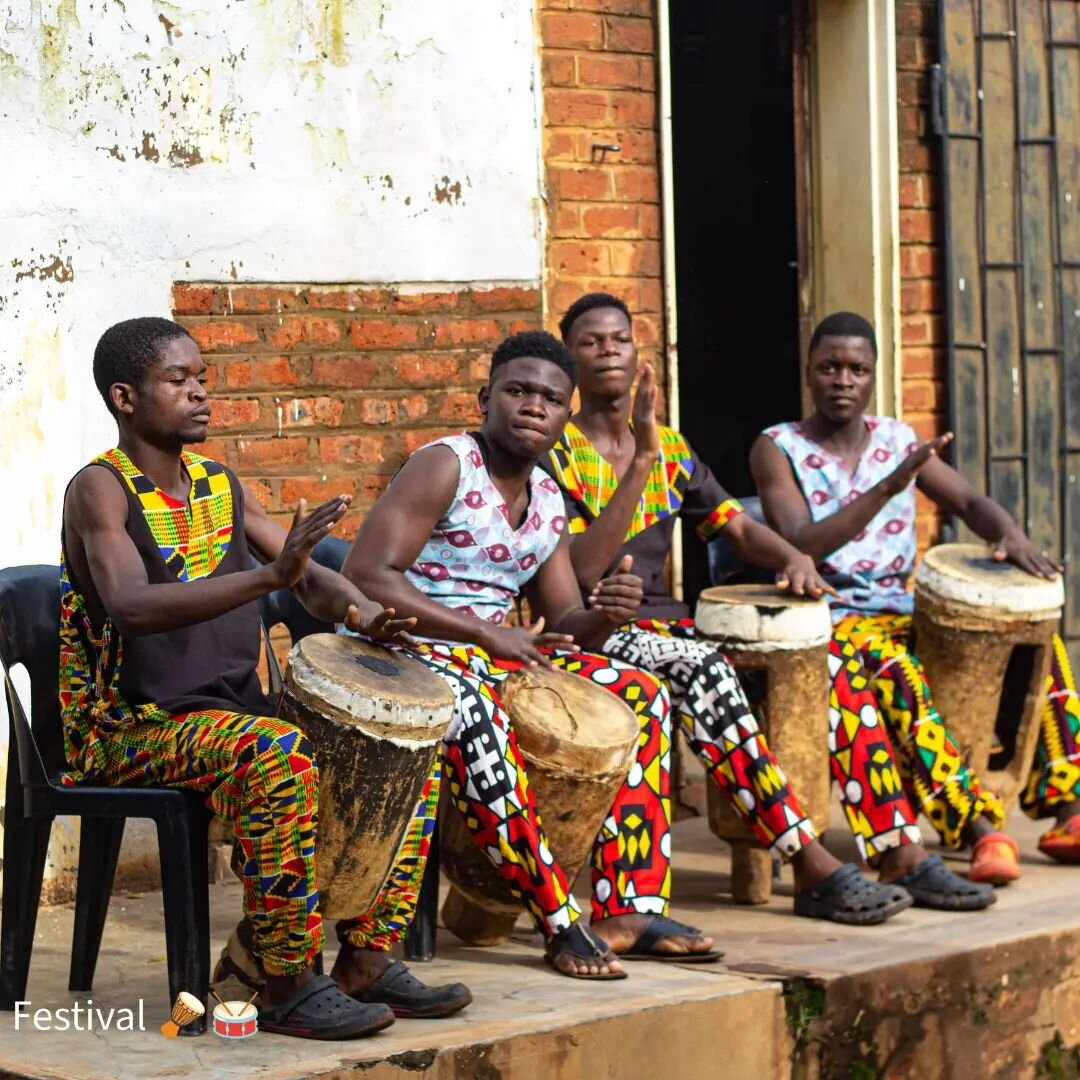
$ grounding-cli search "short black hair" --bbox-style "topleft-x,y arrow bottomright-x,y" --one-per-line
558,292 -> 632,342
93,317 -> 195,415
809,312 -> 877,358
489,330 -> 577,389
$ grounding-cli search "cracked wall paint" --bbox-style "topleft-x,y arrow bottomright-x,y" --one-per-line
0,0 -> 543,895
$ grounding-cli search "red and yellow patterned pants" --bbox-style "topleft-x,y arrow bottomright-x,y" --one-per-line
82,709 -> 439,975
829,613 -> 1080,854
409,635 -> 816,935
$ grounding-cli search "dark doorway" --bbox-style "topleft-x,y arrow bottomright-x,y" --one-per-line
669,0 -> 803,604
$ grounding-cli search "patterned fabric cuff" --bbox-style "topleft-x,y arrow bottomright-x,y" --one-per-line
697,498 -> 745,540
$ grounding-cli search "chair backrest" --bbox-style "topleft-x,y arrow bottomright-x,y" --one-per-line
0,566 -> 63,787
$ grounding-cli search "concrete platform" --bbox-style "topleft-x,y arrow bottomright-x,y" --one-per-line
0,810 -> 1077,1080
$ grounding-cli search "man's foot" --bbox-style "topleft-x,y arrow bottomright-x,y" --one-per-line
260,974 -> 395,1040
793,863 -> 913,925
877,843 -> 930,884
212,917 -> 264,1003
331,944 -> 471,1019
969,831 -> 1021,885
544,923 -> 627,980
1037,812 -> 1080,864
890,854 -> 996,911
588,912 -> 716,958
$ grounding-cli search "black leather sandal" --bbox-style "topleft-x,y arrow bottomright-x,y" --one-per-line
544,923 -> 628,981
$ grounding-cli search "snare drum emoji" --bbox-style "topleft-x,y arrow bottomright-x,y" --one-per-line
211,1001 -> 258,1039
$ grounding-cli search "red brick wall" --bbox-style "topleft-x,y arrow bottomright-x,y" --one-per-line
897,0 -> 947,551
172,283 -> 540,536
538,0 -> 665,399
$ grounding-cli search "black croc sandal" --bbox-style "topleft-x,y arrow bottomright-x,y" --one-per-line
794,863 -> 913,926
353,959 -> 473,1019
260,974 -> 396,1040
617,915 -> 723,964
890,854 -> 996,911
544,923 -> 628,981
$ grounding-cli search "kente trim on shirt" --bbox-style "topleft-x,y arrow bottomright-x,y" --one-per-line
547,421 -> 744,542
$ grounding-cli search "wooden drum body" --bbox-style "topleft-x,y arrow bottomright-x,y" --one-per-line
440,666 -> 640,945
913,543 -> 1064,816
279,634 -> 455,919
695,585 -> 833,904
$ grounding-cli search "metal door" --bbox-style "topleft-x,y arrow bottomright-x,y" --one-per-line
936,0 -> 1080,666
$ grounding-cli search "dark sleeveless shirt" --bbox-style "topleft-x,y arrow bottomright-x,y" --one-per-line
59,449 -> 272,780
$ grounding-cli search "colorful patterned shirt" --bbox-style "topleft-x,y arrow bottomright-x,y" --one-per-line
403,433 -> 567,627
544,422 -> 744,620
762,417 -> 920,620
59,448 -> 268,782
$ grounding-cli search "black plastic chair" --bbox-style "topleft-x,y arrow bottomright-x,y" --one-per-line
255,537 -> 441,961
0,566 -> 211,1033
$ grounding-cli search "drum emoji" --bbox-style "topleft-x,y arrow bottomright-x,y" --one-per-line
212,1001 -> 258,1039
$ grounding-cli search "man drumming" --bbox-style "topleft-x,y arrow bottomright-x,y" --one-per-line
344,328 -> 907,984
551,292 -> 989,913
752,311 -> 1080,880
60,318 -> 470,1040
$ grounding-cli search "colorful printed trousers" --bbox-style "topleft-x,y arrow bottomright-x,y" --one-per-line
87,709 -> 439,975
828,613 -> 1080,856
602,620 -> 818,856
409,632 -> 817,936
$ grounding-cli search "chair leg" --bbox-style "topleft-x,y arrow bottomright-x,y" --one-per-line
186,801 -> 212,1028
0,815 -> 53,1008
404,830 -> 440,962
69,817 -> 126,992
155,810 -> 205,1035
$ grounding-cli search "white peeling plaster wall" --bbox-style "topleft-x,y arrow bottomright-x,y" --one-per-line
0,0 -> 544,897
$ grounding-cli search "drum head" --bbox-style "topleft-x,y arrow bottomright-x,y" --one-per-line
499,666 -> 638,777
916,544 -> 1063,615
696,584 -> 831,648
285,634 -> 454,734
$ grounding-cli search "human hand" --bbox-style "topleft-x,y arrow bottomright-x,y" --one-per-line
479,616 -> 578,668
632,365 -> 661,463
343,601 -> 419,647
884,433 -> 954,495
588,554 -> 644,624
991,530 -> 1063,580
775,552 -> 838,599
272,495 -> 351,589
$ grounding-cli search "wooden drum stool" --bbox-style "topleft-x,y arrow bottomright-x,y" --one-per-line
279,634 -> 455,919
695,584 -> 833,903
914,543 -> 1064,816
440,666 -> 640,945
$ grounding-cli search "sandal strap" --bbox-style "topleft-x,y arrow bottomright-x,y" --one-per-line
631,915 -> 704,955
547,923 -> 610,964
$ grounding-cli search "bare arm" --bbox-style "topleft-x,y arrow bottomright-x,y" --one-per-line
66,467 -> 308,638
565,366 -> 660,588
749,433 -> 951,562
527,540 -> 643,650
341,447 -> 576,664
243,493 -> 416,641
916,457 -> 1062,578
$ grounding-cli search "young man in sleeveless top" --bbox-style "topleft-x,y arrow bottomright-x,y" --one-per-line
344,330 -> 910,984
550,293 -> 991,914
752,311 -> 1080,879
60,318 -> 471,1039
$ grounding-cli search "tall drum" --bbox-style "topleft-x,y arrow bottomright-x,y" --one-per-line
695,584 -> 833,904
439,665 -> 640,945
279,634 -> 455,919
914,543 -> 1064,815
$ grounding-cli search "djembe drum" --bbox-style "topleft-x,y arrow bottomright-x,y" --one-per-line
695,584 -> 833,903
914,543 -> 1064,816
439,665 -> 640,945
279,634 -> 455,918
